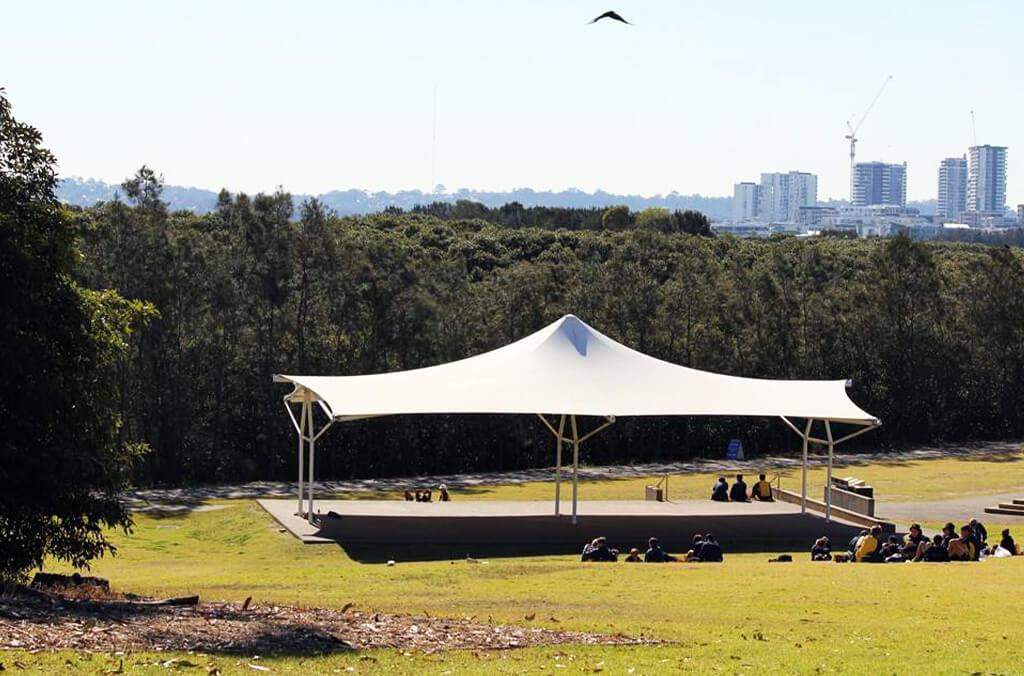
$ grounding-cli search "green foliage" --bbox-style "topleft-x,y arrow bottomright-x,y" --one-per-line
0,91 -> 152,580
71,177 -> 1024,486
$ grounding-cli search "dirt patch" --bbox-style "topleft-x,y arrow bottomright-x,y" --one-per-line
0,597 -> 664,655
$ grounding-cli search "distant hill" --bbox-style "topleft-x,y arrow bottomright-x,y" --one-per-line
56,177 -> 733,219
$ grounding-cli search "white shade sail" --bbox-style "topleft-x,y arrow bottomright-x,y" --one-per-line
276,314 -> 877,425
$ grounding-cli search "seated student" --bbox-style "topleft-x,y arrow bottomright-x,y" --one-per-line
730,474 -> 750,502
846,530 -> 868,560
581,538 -> 598,561
751,474 -> 774,502
624,548 -> 643,563
920,534 -> 950,562
644,537 -> 677,562
969,518 -> 988,547
686,534 -> 706,561
404,489 -> 415,501
940,522 -> 958,549
997,528 -> 1018,556
811,536 -> 832,561
947,525 -> 978,561
438,484 -> 450,502
697,533 -> 723,562
711,477 -> 730,502
582,536 -> 618,562
902,523 -> 929,559
854,525 -> 883,563
880,535 -> 905,562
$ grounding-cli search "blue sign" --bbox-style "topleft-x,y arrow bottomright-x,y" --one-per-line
726,438 -> 744,460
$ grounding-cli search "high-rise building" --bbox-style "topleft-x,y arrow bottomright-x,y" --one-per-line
852,161 -> 907,207
937,156 -> 968,220
756,171 -> 817,223
732,182 -> 759,222
967,145 -> 1008,213
1018,204 -> 1023,225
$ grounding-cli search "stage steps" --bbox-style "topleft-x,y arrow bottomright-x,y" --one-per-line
985,500 -> 1024,516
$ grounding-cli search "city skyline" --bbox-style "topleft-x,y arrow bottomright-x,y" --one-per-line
1,1 -> 1022,204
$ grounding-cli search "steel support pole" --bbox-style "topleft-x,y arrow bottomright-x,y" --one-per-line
801,418 -> 812,514
570,415 -> 580,525
825,420 -> 834,523
554,414 -> 565,516
297,394 -> 309,517
307,397 -> 316,523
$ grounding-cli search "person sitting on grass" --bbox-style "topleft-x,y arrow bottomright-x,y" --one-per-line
998,528 -> 1018,556
881,535 -> 905,562
438,484 -> 450,502
811,536 -> 832,561
920,534 -> 949,562
902,523 -> 929,559
624,548 -> 643,563
940,522 -> 958,549
686,534 -> 706,561
846,529 -> 867,560
582,536 -> 618,562
711,477 -> 729,502
969,518 -> 988,549
751,474 -> 774,502
404,489 -> 415,501
947,525 -> 978,561
855,525 -> 883,563
697,533 -> 723,562
730,474 -> 749,502
644,537 -> 677,562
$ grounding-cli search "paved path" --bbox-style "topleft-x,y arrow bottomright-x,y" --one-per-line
125,440 -> 1021,512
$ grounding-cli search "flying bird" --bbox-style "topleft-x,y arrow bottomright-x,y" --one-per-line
589,10 -> 632,25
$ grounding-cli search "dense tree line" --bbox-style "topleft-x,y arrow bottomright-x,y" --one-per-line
1,92 -> 148,579
74,169 -> 1024,487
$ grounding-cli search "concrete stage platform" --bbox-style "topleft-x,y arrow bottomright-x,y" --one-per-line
259,499 -> 868,554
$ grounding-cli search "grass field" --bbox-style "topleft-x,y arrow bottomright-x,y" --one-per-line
6,453 -> 1024,674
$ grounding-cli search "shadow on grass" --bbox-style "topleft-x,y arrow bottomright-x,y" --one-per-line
335,533 -> 853,564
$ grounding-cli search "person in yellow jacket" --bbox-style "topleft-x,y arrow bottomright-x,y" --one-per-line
855,525 -> 883,562
751,474 -> 773,502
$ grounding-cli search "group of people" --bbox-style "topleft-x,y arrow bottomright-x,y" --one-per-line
811,519 -> 1020,563
403,484 -> 451,502
581,534 -> 724,563
711,474 -> 773,502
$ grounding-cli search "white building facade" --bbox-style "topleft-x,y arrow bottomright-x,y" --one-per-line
852,162 -> 907,207
732,182 -> 759,222
937,156 -> 968,220
967,145 -> 1008,213
757,171 -> 817,223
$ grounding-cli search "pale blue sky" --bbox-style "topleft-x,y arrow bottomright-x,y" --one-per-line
2,1 -> 1020,202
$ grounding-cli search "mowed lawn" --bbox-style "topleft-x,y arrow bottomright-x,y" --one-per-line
9,453 -> 1024,675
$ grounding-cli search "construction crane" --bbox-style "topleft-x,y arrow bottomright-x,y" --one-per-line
845,75 -> 893,200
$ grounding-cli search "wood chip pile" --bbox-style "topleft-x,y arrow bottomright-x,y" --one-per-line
0,597 -> 664,655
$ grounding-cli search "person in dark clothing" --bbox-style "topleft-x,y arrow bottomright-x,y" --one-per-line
811,536 -> 832,561
921,534 -> 950,562
998,528 -> 1017,555
644,537 -> 677,562
902,523 -> 929,559
881,535 -> 904,562
686,534 -> 705,561
711,477 -> 729,502
947,525 -> 978,561
729,474 -> 749,502
940,522 -> 958,549
847,530 -> 867,560
624,548 -> 642,562
404,490 -> 415,501
582,536 -> 618,562
438,484 -> 450,502
969,518 -> 988,547
697,533 -> 723,562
